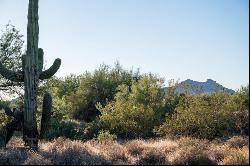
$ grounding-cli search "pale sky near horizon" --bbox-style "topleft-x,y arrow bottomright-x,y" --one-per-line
0,0 -> 249,90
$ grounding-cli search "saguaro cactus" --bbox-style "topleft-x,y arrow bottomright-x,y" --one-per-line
0,0 -> 61,149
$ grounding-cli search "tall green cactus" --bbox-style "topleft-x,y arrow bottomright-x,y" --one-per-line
0,0 -> 61,149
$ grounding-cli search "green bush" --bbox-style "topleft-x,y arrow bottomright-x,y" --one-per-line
27,62 -> 250,140
36,76 -> 82,140
0,100 -> 11,128
155,93 -> 235,139
70,62 -> 140,122
230,85 -> 249,111
229,85 -> 249,135
98,74 -> 164,138
38,75 -> 80,120
161,80 -> 188,117
156,85 -> 249,139
44,119 -> 86,140
96,130 -> 117,141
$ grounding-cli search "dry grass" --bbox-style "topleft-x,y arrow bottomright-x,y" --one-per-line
218,146 -> 249,165
0,136 -> 248,165
225,136 -> 249,149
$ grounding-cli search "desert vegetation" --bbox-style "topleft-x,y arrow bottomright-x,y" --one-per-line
1,35 -> 249,163
0,59 -> 249,164
0,1 -> 249,164
0,136 -> 248,165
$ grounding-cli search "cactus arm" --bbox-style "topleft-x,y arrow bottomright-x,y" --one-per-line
0,62 -> 24,82
38,48 -> 44,72
39,58 -> 61,80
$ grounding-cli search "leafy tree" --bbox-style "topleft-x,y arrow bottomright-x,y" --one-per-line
0,23 -> 24,99
70,62 -> 140,122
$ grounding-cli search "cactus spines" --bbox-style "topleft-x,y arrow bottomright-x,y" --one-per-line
40,93 -> 52,140
0,0 -> 61,150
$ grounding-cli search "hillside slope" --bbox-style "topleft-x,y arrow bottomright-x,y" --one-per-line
165,79 -> 235,95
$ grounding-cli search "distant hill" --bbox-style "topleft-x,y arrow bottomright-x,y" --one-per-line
165,79 -> 235,95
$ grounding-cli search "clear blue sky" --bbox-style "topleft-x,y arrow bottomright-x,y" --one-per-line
0,0 -> 249,90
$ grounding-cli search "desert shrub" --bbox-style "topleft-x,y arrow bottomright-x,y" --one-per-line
228,85 -> 249,135
230,110 -> 249,135
156,86 -> 249,139
44,119 -> 86,140
96,130 -> 117,141
37,76 -> 87,140
230,85 -> 249,111
80,118 -> 104,140
70,62 -> 140,122
0,100 -> 10,127
161,80 -> 188,117
155,93 -> 235,139
98,74 -> 165,138
38,75 -> 80,121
